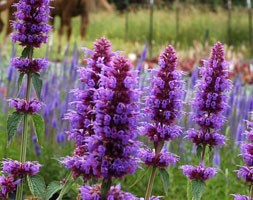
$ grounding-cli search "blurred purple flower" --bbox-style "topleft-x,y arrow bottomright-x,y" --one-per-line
2,159 -> 41,178
0,175 -> 20,200
180,164 -> 217,181
139,149 -> 179,168
232,194 -> 251,200
8,98 -> 44,114
11,57 -> 48,73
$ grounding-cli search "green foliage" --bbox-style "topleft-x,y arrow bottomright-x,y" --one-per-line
17,73 -> 25,96
192,180 -> 206,200
101,179 -> 112,200
7,112 -> 23,142
27,175 -> 46,199
159,168 -> 170,196
196,145 -> 203,159
45,181 -> 63,200
32,73 -> 42,99
21,46 -> 33,58
32,113 -> 45,144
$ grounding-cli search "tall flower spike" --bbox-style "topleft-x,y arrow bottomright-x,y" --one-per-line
143,45 -> 183,200
6,0 -> 51,199
181,42 -> 231,200
62,38 -> 116,181
65,37 -> 114,156
11,0 -> 51,48
192,41 -> 231,132
87,56 -> 139,180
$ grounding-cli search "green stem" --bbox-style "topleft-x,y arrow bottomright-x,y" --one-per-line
101,178 -> 112,200
249,184 -> 253,200
57,172 -> 73,200
145,166 -> 157,200
201,145 -> 206,162
16,47 -> 33,200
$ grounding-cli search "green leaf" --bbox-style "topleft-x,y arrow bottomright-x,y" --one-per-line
192,180 -> 206,200
57,173 -> 73,200
32,113 -> 45,144
129,168 -> 150,189
21,46 -> 33,58
7,112 -> 23,142
17,73 -> 25,96
196,145 -> 203,159
159,168 -> 170,196
27,175 -> 46,199
45,181 -> 63,200
32,73 -> 42,99
101,179 -> 112,200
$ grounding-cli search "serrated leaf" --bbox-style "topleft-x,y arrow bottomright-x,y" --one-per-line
7,112 -> 23,142
45,181 -> 63,200
101,179 -> 112,200
32,113 -> 45,144
27,175 -> 46,199
196,145 -> 203,159
159,168 -> 170,196
17,73 -> 25,96
21,46 -> 33,58
192,180 -> 206,200
32,73 -> 42,99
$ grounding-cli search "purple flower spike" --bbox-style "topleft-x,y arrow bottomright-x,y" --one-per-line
193,42 -> 231,131
11,0 -> 51,47
11,57 -> 48,73
2,159 -> 41,178
8,98 -> 44,114
139,149 -> 179,168
186,129 -> 226,147
142,45 -> 183,171
0,175 -> 20,200
232,194 -> 251,200
180,164 -> 217,181
79,184 -> 138,200
65,37 -> 114,151
87,56 -> 139,179
145,45 -> 183,142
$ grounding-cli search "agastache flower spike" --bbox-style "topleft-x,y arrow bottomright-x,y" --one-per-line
182,43 -> 231,188
6,0 -> 51,199
65,37 -> 114,154
11,0 -> 51,48
88,56 -> 139,180
143,45 -> 183,200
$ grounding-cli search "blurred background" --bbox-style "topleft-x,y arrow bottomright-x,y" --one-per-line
0,0 -> 253,199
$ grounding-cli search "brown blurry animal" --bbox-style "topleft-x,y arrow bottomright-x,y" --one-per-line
0,0 -> 112,51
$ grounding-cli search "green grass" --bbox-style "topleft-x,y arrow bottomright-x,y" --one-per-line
0,5 -> 251,59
